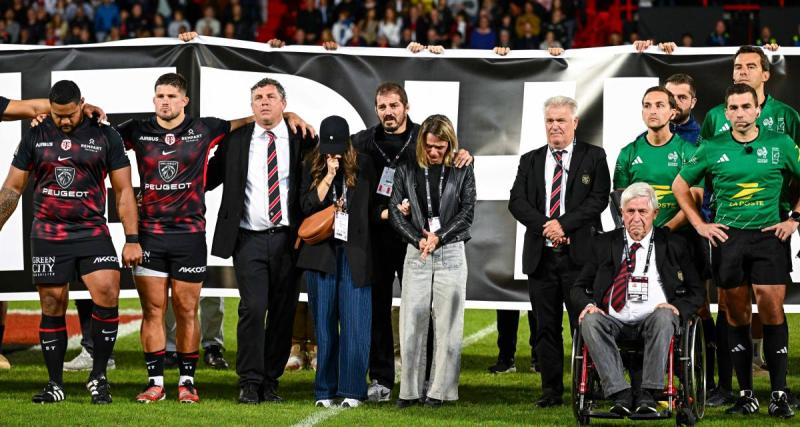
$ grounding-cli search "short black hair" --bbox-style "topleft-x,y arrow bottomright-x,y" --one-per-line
735,45 -> 770,72
154,72 -> 188,93
664,73 -> 696,97
642,86 -> 677,110
49,80 -> 82,105
250,77 -> 287,100
725,83 -> 758,107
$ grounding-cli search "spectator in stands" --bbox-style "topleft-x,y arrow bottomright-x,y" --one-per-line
707,19 -> 729,46
362,7 -> 378,45
297,0 -> 324,44
539,29 -> 562,50
378,7 -> 402,47
794,24 -> 800,47
4,9 -> 20,43
345,22 -> 368,46
454,10 -> 469,39
320,27 -> 335,46
447,31 -> 464,49
94,0 -> 119,42
755,26 -> 776,47
168,9 -> 190,38
542,8 -> 568,49
318,0 -> 333,27
332,10 -> 353,46
497,28 -> 512,49
515,1 -> 541,41
222,22 -> 235,39
469,15 -> 496,49
497,14 -> 513,42
196,5 -> 221,37
405,5 -> 428,44
681,32 -> 694,47
607,31 -> 623,46
515,21 -> 539,49
228,3 -> 255,41
400,27 -> 414,47
125,3 -> 149,39
0,20 -> 9,43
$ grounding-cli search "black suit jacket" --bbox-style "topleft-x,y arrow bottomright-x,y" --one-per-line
508,141 -> 610,274
206,120 -> 316,259
295,152 -> 378,287
570,228 -> 704,322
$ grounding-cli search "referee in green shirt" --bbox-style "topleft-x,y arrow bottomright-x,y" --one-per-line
674,84 -> 798,418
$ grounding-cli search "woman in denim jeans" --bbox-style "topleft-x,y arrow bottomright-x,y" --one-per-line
388,114 -> 476,408
297,116 -> 377,408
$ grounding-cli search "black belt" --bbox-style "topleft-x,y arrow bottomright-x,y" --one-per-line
240,226 -> 289,235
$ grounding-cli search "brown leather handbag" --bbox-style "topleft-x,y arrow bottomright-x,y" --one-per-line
295,204 -> 336,249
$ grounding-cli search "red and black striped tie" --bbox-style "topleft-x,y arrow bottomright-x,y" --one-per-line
603,242 -> 641,312
266,130 -> 282,225
549,150 -> 565,218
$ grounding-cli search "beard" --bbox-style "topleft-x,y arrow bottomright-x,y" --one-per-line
157,110 -> 180,121
672,109 -> 690,124
381,114 -> 405,134
648,122 -> 668,132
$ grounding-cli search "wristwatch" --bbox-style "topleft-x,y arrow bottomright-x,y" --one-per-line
790,211 -> 800,223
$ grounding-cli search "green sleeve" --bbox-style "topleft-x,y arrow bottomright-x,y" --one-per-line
613,144 -> 631,189
787,108 -> 800,145
682,143 -> 704,188
679,144 -> 708,186
700,114 -> 716,142
783,137 -> 800,179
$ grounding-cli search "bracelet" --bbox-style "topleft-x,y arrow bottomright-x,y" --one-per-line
125,234 -> 139,244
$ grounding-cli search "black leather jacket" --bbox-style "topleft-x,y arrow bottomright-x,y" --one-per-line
389,162 -> 476,247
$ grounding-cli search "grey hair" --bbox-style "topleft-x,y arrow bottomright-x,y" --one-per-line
621,182 -> 658,211
543,96 -> 578,116
251,77 -> 287,101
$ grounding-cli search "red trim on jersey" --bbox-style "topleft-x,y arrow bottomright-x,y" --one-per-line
201,134 -> 226,192
91,314 -> 120,323
39,327 -> 67,333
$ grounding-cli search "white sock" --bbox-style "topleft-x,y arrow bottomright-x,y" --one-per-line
753,338 -> 764,361
149,376 -> 164,387
179,375 -> 194,385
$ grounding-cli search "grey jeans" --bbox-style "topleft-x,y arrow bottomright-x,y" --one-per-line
399,241 -> 468,401
580,308 -> 679,397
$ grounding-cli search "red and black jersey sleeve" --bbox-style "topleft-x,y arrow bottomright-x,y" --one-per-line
11,129 -> 38,171
115,118 -> 138,151
201,117 -> 231,142
103,126 -> 131,170
0,96 -> 9,119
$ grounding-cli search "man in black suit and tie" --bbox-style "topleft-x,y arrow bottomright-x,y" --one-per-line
206,78 -> 316,404
508,95 -> 610,407
572,182 -> 704,416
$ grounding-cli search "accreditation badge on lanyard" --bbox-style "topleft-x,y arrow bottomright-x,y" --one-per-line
373,133 -> 413,197
332,185 -> 349,241
425,166 -> 444,233
624,234 -> 654,303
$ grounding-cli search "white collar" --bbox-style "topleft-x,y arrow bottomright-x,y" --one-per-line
254,119 -> 288,140
548,140 -> 575,155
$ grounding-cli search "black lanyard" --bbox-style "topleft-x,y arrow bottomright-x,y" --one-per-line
622,232 -> 654,275
424,166 -> 445,219
373,131 -> 413,167
331,180 -> 347,212
549,141 -> 573,173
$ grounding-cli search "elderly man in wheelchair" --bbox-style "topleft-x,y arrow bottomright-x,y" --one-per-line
570,183 -> 705,425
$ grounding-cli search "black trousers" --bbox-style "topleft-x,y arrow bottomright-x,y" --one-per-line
369,230 -> 406,388
75,297 -> 93,353
528,247 -> 580,397
233,228 -> 297,390
496,309 -> 536,363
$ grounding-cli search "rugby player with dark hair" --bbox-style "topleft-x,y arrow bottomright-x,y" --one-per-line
0,80 -> 141,404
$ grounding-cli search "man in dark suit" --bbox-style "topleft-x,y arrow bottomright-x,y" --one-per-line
206,77 -> 316,404
508,95 -> 610,407
572,182 -> 703,416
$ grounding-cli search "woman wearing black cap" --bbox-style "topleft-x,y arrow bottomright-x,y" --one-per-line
297,115 -> 377,408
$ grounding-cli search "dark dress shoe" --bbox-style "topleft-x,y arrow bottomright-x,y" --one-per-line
536,395 -> 563,408
634,389 -> 658,414
204,345 -> 229,370
396,398 -> 417,409
238,384 -> 260,404
424,397 -> 444,408
608,388 -> 633,416
260,384 -> 284,403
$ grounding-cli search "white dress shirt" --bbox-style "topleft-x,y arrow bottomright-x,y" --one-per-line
609,229 -> 668,325
543,141 -> 574,246
240,120 -> 291,230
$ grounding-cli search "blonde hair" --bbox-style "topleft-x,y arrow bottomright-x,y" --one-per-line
416,114 -> 459,168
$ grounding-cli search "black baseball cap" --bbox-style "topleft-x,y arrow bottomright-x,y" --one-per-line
319,115 -> 349,155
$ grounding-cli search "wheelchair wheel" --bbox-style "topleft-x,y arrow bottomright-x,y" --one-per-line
571,329 -> 589,424
680,316 -> 706,420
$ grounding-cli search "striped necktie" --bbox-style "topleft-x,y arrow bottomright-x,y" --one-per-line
603,242 -> 641,312
266,130 -> 282,225
549,150 -> 565,218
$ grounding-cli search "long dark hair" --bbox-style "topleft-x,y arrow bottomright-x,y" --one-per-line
307,141 -> 359,191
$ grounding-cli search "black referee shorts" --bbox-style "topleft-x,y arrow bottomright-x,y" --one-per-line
711,227 -> 790,289
673,226 -> 710,281
31,237 -> 119,285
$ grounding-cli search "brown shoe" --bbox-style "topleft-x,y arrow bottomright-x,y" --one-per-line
285,343 -> 305,371
307,345 -> 318,371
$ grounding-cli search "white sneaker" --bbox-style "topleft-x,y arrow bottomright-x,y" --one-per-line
315,399 -> 336,408
340,398 -> 361,408
367,380 -> 391,402
64,348 -> 116,371
0,354 -> 10,369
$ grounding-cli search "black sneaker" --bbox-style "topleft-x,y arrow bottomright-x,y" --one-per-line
706,386 -> 736,407
204,345 -> 229,370
725,390 -> 760,415
164,351 -> 179,369
784,388 -> 800,409
32,381 -> 66,404
87,376 -> 112,404
634,389 -> 658,414
768,391 -> 795,418
487,358 -> 516,374
608,388 -> 633,417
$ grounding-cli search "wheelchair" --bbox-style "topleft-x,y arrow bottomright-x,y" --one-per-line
570,311 -> 706,426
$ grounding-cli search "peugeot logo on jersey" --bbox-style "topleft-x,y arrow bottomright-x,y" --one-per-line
164,133 -> 176,146
60,139 -> 71,151
55,167 -> 75,188
158,160 -> 179,182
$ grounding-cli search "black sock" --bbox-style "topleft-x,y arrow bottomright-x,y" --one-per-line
145,350 -> 165,384
702,316 -> 716,389
39,315 -> 67,385
728,324 -> 753,391
178,351 -> 199,380
716,312 -> 732,390
0,324 -> 5,353
762,321 -> 788,392
90,305 -> 118,378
